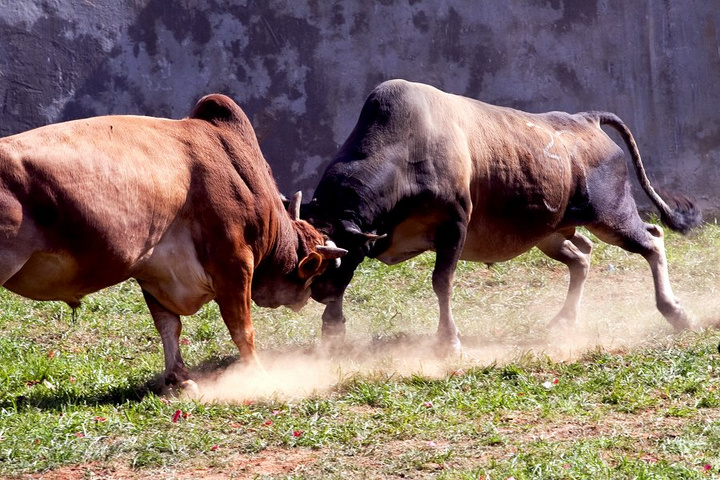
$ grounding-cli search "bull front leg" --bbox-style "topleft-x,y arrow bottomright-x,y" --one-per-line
432,216 -> 468,357
321,295 -> 347,339
314,252 -> 364,354
142,290 -> 196,391
215,276 -> 265,373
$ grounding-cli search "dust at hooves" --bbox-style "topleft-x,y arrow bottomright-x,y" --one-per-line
165,308 -> 708,405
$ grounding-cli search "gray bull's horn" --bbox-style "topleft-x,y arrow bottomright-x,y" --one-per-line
341,220 -> 387,244
288,191 -> 302,221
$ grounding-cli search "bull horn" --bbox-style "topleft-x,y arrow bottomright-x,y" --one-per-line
341,220 -> 387,244
361,232 -> 386,242
316,240 -> 348,259
288,191 -> 302,221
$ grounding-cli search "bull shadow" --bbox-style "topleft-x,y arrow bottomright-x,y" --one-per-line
3,377 -> 153,412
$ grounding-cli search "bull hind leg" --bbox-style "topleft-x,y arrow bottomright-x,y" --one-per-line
142,290 -> 196,390
0,200 -> 40,289
588,219 -> 690,331
537,229 -> 593,327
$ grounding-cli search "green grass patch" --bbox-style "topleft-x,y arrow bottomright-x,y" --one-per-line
1,224 -> 720,477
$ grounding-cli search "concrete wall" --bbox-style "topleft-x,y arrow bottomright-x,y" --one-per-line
1,0 -> 719,212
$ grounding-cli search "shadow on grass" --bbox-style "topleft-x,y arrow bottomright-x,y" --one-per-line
4,378 -> 157,412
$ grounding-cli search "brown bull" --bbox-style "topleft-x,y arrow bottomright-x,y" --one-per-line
0,94 -> 346,388
303,79 -> 701,355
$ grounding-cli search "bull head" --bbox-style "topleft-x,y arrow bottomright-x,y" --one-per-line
287,191 -> 347,270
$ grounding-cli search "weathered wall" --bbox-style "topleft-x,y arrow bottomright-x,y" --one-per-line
1,0 -> 719,211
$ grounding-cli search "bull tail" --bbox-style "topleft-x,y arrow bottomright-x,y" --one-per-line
589,111 -> 701,234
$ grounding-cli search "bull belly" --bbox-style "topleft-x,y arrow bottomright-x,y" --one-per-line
459,229 -> 547,263
374,217 -> 548,265
133,239 -> 214,316
3,252 -> 116,305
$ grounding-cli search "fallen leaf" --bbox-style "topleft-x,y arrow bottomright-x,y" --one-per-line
172,410 -> 182,423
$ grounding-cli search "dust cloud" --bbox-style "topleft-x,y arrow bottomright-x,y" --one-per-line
180,273 -> 720,405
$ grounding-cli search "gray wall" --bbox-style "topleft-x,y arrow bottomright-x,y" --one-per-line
1,1 -> 719,213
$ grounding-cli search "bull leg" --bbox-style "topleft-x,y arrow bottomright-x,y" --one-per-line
537,230 -> 593,327
589,222 -> 690,331
214,264 -> 264,371
317,253 -> 364,353
321,296 -> 347,350
432,218 -> 467,357
142,290 -> 193,389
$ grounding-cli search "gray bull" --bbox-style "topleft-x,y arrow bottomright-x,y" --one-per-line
304,79 -> 701,354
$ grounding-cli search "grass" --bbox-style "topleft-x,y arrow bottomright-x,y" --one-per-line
1,222 -> 720,478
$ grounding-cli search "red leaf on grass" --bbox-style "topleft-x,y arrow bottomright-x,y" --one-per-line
293,430 -> 304,437
172,410 -> 182,423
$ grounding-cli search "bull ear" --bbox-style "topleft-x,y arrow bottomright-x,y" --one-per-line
297,251 -> 323,280
288,191 -> 302,221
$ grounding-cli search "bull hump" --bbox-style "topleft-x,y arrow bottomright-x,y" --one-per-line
190,94 -> 247,125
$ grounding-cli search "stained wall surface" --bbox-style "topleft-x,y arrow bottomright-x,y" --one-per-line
1,1 -> 718,212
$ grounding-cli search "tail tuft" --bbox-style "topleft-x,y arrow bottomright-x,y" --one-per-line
658,192 -> 703,234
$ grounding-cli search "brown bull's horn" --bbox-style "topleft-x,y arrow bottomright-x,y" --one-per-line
316,243 -> 348,259
288,191 -> 302,221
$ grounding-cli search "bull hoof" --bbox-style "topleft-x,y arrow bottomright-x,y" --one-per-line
179,379 -> 200,397
435,338 -> 463,359
547,312 -> 576,329
320,321 -> 347,357
320,334 -> 346,357
667,309 -> 693,332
